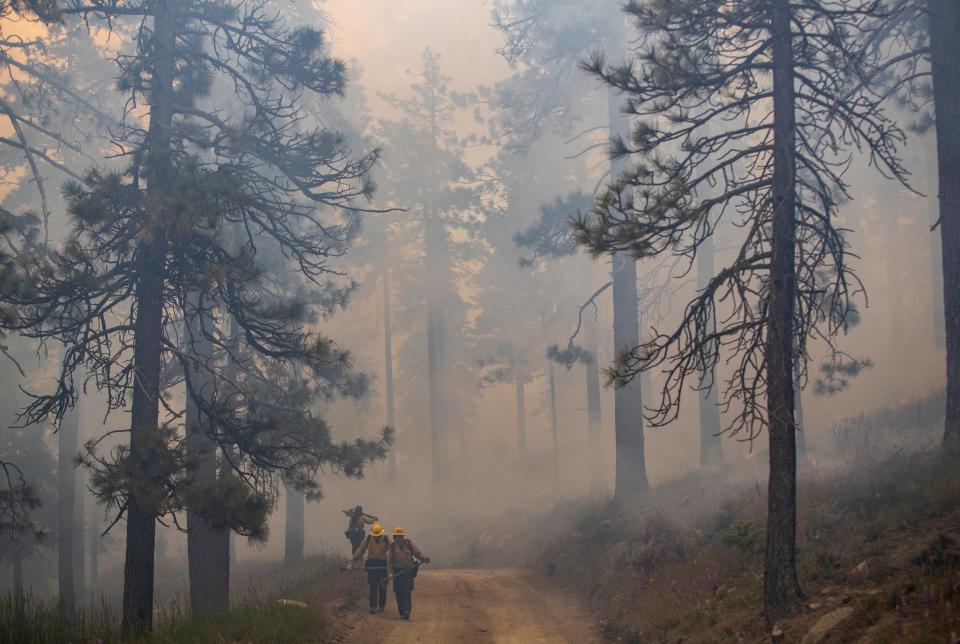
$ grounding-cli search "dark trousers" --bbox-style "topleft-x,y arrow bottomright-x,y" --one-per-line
392,568 -> 416,617
366,559 -> 388,609
347,529 -> 364,553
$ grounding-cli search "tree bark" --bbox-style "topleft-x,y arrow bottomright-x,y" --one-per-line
697,235 -> 724,467
13,554 -> 23,613
794,372 -> 806,458
89,503 -> 99,591
763,0 -> 802,617
932,193 -> 945,349
185,298 -> 230,614
383,263 -> 397,483
928,135 -> 945,349
586,321 -> 604,495
548,361 -> 560,496
284,486 -> 305,566
424,216 -> 446,497
929,0 -> 960,455
609,86 -> 647,497
224,285 -> 243,570
74,437 -> 86,603
58,404 -> 79,617
121,0 -> 176,634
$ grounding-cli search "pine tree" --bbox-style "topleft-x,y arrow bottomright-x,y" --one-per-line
927,2 -> 960,454
375,49 -> 483,497
517,191 -> 605,492
576,0 -> 907,616
492,0 -> 651,496
1,0 -> 385,633
856,0 -> 959,456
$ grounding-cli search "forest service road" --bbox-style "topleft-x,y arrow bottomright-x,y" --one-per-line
341,568 -> 599,643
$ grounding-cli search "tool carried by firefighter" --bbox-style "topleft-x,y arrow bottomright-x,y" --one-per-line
342,505 -> 378,553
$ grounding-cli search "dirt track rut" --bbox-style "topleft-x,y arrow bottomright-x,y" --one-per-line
341,568 -> 598,643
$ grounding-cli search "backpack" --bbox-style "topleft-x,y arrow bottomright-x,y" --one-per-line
390,540 -> 419,576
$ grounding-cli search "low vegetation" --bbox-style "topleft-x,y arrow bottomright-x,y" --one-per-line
0,554 -> 354,644
454,395 -> 957,642
533,451 -> 959,643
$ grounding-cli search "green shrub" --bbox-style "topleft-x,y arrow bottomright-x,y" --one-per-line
719,519 -> 764,556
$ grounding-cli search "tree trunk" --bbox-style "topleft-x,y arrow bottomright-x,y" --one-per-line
697,235 -> 724,467
383,264 -> 397,483
224,299 -> 243,570
795,373 -> 806,458
586,321 -> 604,495
122,240 -> 167,634
926,139 -> 946,349
608,86 -> 647,497
929,0 -> 960,455
764,0 -> 802,617
932,201 -> 946,349
424,217 -> 447,497
58,404 -> 79,617
13,554 -> 23,613
89,503 -> 99,591
121,0 -> 176,634
548,362 -> 560,496
185,298 -> 230,614
284,486 -> 305,566
74,443 -> 86,603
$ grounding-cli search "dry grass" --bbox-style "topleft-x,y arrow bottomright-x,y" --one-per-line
515,450 -> 960,643
0,553 -> 358,644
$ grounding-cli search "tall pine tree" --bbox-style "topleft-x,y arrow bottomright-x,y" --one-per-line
576,0 -> 907,615
1,0 -> 385,633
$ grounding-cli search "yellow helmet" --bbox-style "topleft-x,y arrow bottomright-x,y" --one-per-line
370,523 -> 385,537
391,525 -> 406,537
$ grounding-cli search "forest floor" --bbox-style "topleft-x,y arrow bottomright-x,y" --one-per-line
319,396 -> 959,643
337,568 -> 597,643
429,442 -> 959,643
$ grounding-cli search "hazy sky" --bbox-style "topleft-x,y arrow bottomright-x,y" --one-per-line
324,0 -> 512,117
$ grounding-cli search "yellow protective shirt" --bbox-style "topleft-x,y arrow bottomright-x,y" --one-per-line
354,534 -> 391,564
390,538 -> 426,569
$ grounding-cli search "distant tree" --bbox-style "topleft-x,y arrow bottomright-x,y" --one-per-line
515,191 -> 607,491
474,148 -> 581,477
283,484 -> 305,566
0,0 -> 385,633
57,405 -> 80,615
0,332 -> 57,610
0,13 -> 110,604
0,426 -> 55,607
0,0 -> 112,241
374,49 -> 484,497
493,0 -> 650,496
867,1 -> 960,456
576,0 -> 907,615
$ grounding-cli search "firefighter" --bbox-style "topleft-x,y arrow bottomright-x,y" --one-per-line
351,523 -> 392,613
342,505 -> 378,553
389,525 -> 430,619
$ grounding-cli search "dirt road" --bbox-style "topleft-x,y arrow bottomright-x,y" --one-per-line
341,568 -> 598,643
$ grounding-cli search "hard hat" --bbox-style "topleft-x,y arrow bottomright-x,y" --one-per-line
392,525 -> 406,537
370,523 -> 385,537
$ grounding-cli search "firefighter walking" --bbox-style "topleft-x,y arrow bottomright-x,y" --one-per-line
389,525 -> 430,620
351,523 -> 392,613
342,505 -> 378,553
